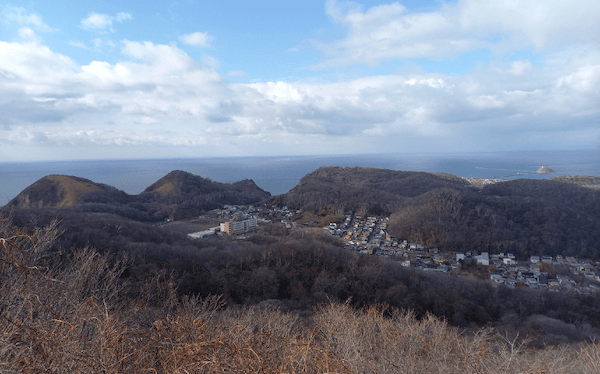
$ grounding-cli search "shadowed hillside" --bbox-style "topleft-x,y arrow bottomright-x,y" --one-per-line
274,166 -> 471,216
550,175 -> 600,189
275,166 -> 600,258
6,170 -> 270,221
141,170 -> 271,219
387,178 -> 600,256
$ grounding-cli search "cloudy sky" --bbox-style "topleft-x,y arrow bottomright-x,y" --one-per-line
1,0 -> 599,161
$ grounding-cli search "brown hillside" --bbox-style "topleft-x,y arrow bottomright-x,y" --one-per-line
141,170 -> 271,219
7,175 -> 104,208
275,166 -> 471,215
142,170 -> 217,197
5,170 -> 270,222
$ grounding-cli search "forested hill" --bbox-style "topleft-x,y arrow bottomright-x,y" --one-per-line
274,166 -> 471,216
139,170 -> 271,219
5,170 -> 270,221
277,167 -> 600,258
5,175 -> 130,209
142,170 -> 268,203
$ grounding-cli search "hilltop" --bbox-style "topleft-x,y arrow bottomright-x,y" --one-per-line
550,175 -> 600,189
6,170 -> 270,221
140,170 -> 270,219
144,170 -> 223,197
274,166 -> 470,216
5,175 -> 129,209
143,170 -> 269,205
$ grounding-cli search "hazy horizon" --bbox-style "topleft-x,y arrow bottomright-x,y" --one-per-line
1,149 -> 598,206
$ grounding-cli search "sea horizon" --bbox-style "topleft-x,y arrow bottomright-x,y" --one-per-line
1,149 -> 599,207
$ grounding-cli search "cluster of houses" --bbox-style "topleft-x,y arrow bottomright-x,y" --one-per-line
324,212 -> 600,293
461,177 -> 504,188
214,204 -> 301,228
188,204 -> 600,294
483,254 -> 600,293
211,204 -> 264,221
327,214 -> 397,251
326,212 -> 436,255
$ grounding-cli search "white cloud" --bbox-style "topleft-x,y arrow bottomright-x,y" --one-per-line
180,32 -> 212,47
202,55 -> 219,70
0,34 -> 599,160
81,12 -> 132,32
93,38 -> 116,52
81,13 -> 112,30
557,64 -> 600,94
2,6 -> 55,32
317,0 -> 600,66
68,40 -> 87,49
508,60 -> 533,76
18,27 -> 36,40
115,12 -> 132,22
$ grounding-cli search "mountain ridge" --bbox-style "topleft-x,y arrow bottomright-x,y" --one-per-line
6,166 -> 600,257
6,175 -> 127,209
6,170 -> 270,220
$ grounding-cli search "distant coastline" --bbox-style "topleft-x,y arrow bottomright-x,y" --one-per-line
1,149 -> 598,206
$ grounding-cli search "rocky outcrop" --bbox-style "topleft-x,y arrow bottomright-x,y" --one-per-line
536,166 -> 555,174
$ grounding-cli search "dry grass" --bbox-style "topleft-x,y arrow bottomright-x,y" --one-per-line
46,175 -> 100,207
2,219 -> 600,373
153,181 -> 178,197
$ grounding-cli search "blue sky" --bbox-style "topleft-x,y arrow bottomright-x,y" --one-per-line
1,0 -> 599,161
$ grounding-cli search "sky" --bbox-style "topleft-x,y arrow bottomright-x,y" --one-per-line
1,0 -> 599,162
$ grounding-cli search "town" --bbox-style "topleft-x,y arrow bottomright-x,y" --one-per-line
181,203 -> 600,295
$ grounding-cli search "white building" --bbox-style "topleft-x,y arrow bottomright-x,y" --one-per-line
476,254 -> 490,266
220,218 -> 258,235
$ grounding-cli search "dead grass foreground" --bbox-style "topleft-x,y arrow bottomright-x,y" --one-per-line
1,222 -> 600,373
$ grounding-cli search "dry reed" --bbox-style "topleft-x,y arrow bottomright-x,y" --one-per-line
1,220 -> 600,373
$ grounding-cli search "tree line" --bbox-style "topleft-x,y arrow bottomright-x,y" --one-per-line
5,208 -> 600,346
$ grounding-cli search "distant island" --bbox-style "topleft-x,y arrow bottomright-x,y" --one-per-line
536,166 -> 555,174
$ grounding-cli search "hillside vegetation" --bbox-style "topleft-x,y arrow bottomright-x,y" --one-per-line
2,218 -> 600,373
4,167 -> 600,347
277,166 -> 600,258
275,166 -> 469,216
141,170 -> 271,219
5,175 -> 126,208
3,165 -> 600,372
4,208 -> 600,347
5,170 -> 270,221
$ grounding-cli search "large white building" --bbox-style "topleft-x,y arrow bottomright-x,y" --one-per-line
220,218 -> 257,235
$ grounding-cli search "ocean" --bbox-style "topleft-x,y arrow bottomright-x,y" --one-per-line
1,149 -> 599,207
